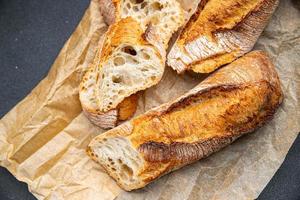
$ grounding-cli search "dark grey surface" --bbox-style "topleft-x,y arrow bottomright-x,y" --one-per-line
0,0 -> 89,118
0,0 -> 299,200
0,0 -> 89,199
258,134 -> 300,200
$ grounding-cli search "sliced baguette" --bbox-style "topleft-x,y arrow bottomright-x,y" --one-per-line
167,0 -> 279,74
99,0 -> 185,46
87,51 -> 283,190
80,17 -> 166,129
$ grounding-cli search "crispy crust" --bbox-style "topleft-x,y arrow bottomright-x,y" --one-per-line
117,93 -> 139,121
88,51 -> 283,190
167,0 -> 279,74
99,0 -> 119,25
82,94 -> 138,129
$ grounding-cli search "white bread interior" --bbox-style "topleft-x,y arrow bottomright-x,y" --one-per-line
88,135 -> 145,190
96,43 -> 164,112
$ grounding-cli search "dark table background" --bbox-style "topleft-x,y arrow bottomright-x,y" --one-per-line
0,0 -> 299,199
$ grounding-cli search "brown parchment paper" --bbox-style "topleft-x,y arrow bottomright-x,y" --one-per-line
0,0 -> 299,199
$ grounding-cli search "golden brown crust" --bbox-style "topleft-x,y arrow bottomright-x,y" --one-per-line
167,0 -> 279,74
117,94 -> 139,121
88,51 -> 283,190
180,0 -> 265,43
134,51 -> 282,183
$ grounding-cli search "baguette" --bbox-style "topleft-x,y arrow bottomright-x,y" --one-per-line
167,0 -> 279,74
80,17 -> 165,129
99,0 -> 185,46
87,51 -> 283,191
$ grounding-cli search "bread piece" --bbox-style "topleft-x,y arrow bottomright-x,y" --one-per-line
79,17 -> 165,129
87,51 -> 283,190
99,0 -> 185,46
167,0 -> 279,74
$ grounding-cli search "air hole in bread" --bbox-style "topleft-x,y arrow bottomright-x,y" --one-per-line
151,2 -> 163,11
121,164 -> 133,177
130,0 -> 143,4
141,2 -> 147,9
112,75 -> 122,84
151,76 -> 156,81
113,57 -> 125,66
122,46 -> 137,56
126,3 -> 131,9
142,52 -> 150,60
123,9 -> 129,15
141,68 -> 149,72
112,168 -> 116,171
133,6 -> 139,12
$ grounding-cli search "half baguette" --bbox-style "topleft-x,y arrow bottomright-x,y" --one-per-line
167,0 -> 279,74
87,51 -> 283,191
79,17 -> 165,129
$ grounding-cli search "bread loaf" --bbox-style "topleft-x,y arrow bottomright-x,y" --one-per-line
80,17 -> 165,129
87,51 -> 283,190
167,0 -> 279,74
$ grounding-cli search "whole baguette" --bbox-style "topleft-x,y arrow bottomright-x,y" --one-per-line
79,17 -> 165,129
87,51 -> 283,191
167,0 -> 279,74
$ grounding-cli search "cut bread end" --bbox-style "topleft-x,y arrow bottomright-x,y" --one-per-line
97,43 -> 164,112
88,136 -> 145,191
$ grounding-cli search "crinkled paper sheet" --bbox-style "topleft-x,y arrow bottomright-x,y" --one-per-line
0,0 -> 299,199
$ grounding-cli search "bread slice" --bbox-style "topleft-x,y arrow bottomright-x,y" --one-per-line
87,51 -> 283,190
99,0 -> 185,47
167,0 -> 279,74
79,17 -> 165,129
